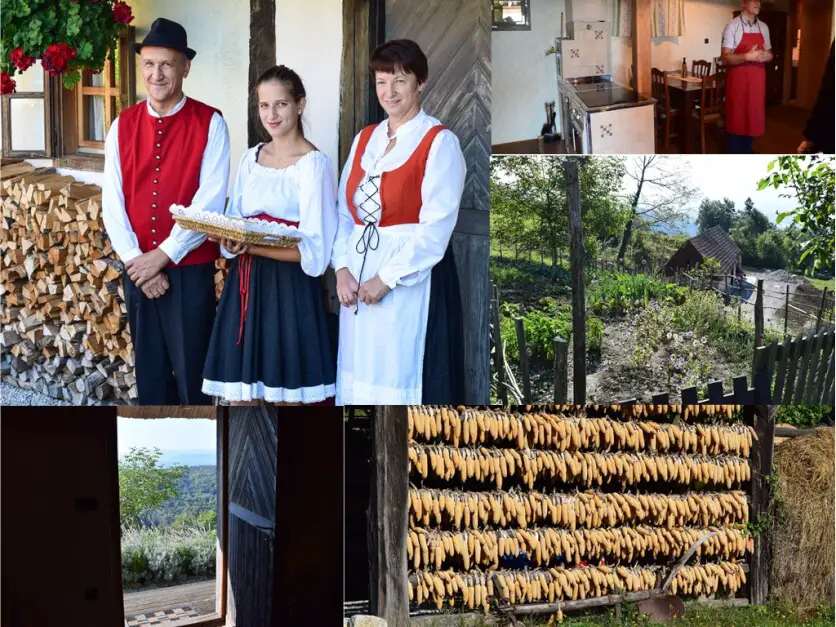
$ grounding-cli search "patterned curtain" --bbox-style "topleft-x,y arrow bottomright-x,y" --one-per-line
651,0 -> 686,37
612,0 -> 632,37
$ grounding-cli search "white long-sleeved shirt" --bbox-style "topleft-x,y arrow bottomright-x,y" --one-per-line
102,95 -> 231,264
221,145 -> 339,277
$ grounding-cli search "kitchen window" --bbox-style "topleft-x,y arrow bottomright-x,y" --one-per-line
492,0 -> 531,31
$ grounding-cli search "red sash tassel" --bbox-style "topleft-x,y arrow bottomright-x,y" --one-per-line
234,214 -> 299,345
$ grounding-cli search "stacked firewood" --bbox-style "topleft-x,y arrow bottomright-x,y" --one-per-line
1,161 -> 228,404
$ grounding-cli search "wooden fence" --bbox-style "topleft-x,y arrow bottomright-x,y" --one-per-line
753,331 -> 835,405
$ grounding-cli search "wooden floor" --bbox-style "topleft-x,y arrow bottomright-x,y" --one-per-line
491,104 -> 809,155
124,580 -> 216,618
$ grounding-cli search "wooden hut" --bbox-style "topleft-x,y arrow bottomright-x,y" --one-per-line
664,225 -> 742,277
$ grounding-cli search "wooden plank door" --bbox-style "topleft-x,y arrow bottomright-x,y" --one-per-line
227,407 -> 279,627
386,0 -> 492,403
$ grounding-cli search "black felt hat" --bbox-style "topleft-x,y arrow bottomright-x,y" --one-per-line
135,18 -> 197,60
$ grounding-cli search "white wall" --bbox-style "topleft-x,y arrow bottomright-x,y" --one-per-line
612,0 -> 742,85
131,0 -> 250,190
276,0 -> 343,176
492,0 -> 566,145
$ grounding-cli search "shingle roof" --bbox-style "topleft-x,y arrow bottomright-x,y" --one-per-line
687,225 -> 741,273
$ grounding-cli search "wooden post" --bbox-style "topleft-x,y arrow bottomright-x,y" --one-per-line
815,286 -> 828,333
553,336 -> 568,403
515,317 -> 532,403
491,285 -> 508,405
784,284 -> 790,336
369,407 -> 409,626
566,159 -> 586,405
632,0 -> 651,95
725,274 -> 730,301
754,279 -> 764,347
748,405 -> 776,606
248,0 -> 277,148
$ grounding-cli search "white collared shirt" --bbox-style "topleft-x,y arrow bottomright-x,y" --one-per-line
722,14 -> 771,51
332,108 -> 466,287
102,95 -> 231,264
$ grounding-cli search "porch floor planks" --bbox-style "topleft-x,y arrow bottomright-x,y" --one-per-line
123,579 -> 216,617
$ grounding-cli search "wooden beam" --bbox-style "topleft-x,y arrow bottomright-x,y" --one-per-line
566,158 -> 585,404
248,0 -> 277,148
632,0 -> 651,95
369,406 -> 409,626
749,405 -> 776,605
216,407 -> 229,619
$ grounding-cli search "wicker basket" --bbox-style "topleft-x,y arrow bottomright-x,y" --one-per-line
173,215 -> 301,248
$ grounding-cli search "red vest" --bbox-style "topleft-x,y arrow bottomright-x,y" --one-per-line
345,124 -> 447,227
118,97 -> 220,266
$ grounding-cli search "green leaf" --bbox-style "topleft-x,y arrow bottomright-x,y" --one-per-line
775,211 -> 793,224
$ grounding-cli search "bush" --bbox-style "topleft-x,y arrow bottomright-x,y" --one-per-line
588,272 -> 687,316
499,299 -> 603,363
775,406 -> 835,428
121,525 -> 216,588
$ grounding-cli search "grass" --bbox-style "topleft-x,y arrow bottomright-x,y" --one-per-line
412,603 -> 836,626
804,276 -> 836,292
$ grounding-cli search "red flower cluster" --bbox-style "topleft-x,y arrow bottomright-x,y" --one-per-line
112,1 -> 133,24
41,42 -> 78,76
1,72 -> 16,95
9,48 -> 35,72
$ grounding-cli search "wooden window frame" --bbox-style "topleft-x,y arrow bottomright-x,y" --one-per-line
492,0 -> 532,31
115,408 -> 228,627
1,70 -> 54,159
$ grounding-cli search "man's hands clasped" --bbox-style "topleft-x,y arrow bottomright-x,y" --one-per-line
126,248 -> 172,299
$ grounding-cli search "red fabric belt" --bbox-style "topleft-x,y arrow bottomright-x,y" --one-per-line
236,214 -> 299,345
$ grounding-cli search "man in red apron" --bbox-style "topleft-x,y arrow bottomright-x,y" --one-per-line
721,0 -> 773,153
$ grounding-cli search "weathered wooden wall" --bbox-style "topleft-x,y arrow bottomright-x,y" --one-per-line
386,0 -> 491,403
228,407 -> 278,627
248,0 -> 277,148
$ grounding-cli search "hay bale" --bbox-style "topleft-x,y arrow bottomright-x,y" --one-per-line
771,426 -> 835,614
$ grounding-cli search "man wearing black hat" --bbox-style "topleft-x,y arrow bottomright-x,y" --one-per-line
102,18 -> 230,404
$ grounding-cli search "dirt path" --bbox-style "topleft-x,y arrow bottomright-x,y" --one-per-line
742,267 -> 802,330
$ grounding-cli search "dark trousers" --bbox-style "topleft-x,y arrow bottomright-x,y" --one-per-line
125,263 -> 216,405
727,134 -> 754,154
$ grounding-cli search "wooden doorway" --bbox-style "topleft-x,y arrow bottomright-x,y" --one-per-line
338,0 -> 492,403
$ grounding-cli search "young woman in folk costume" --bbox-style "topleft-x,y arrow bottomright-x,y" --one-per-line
202,66 -> 338,405
333,39 -> 467,405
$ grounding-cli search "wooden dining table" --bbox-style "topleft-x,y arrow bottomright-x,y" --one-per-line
666,72 -> 706,153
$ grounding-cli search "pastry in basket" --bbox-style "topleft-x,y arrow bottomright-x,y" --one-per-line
201,65 -> 338,404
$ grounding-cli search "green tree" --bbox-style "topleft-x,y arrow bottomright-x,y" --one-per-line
696,198 -> 736,233
615,155 -> 697,264
491,155 -> 627,264
119,447 -> 187,529
755,230 -> 788,269
758,155 -> 835,272
739,197 -> 771,236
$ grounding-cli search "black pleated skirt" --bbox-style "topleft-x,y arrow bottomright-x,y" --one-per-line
421,244 -> 466,404
202,254 -> 336,403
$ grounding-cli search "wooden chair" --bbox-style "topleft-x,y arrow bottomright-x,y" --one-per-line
651,67 -> 680,151
692,73 -> 725,153
692,59 -> 712,78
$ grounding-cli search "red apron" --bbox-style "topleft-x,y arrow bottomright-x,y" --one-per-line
725,28 -> 766,137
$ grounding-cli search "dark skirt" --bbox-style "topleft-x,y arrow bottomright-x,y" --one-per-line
421,244 -> 466,404
202,254 -> 336,403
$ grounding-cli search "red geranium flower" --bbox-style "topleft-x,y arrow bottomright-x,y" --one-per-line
9,48 -> 35,72
41,43 -> 78,76
112,2 -> 133,24
1,72 -> 16,95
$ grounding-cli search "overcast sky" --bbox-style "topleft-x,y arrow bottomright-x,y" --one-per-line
117,418 -> 215,457
625,154 -> 798,226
